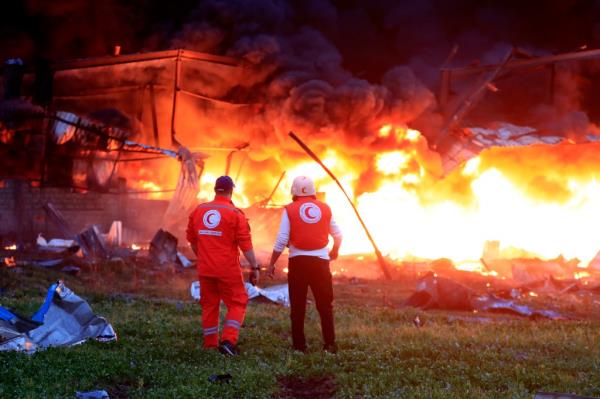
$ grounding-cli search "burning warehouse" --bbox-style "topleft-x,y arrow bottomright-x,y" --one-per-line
4,45 -> 600,275
1,43 -> 600,276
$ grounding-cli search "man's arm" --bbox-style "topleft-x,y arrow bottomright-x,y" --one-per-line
329,236 -> 342,260
267,210 -> 290,278
242,249 -> 259,268
267,250 -> 283,278
236,212 -> 260,284
329,217 -> 343,260
186,213 -> 198,256
243,249 -> 260,285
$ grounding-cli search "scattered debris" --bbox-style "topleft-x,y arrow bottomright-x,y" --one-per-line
190,281 -> 200,300
208,374 -> 232,384
75,390 -> 110,399
405,272 -> 566,319
246,283 -> 290,307
77,225 -> 110,260
176,251 -> 193,268
43,202 -> 110,260
149,229 -> 178,265
61,265 -> 81,275
0,281 -> 116,353
405,272 -> 475,311
191,281 -> 290,307
413,315 -> 423,328
511,257 -> 578,283
31,259 -> 65,268
475,295 -> 564,320
105,221 -> 123,247
43,202 -> 76,238
37,234 -> 78,252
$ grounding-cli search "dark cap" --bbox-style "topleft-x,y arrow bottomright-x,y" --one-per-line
214,175 -> 235,192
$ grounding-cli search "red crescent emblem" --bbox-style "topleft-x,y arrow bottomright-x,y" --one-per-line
303,206 -> 314,220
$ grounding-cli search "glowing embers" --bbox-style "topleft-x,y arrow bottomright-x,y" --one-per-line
454,260 -> 498,277
574,271 -> 591,280
134,180 -> 165,199
3,257 -> 16,267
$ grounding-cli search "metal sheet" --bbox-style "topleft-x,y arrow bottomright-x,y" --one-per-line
405,272 -> 565,319
76,390 -> 110,399
439,123 -> 600,173
0,282 -> 116,353
190,281 -> 290,307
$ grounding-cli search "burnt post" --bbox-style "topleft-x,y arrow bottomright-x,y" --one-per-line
438,69 -> 452,114
288,132 -> 393,280
3,59 -> 24,100
170,50 -> 182,146
548,63 -> 556,105
149,84 -> 160,146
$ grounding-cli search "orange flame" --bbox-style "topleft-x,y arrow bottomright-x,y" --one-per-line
118,123 -> 600,270
4,257 -> 16,267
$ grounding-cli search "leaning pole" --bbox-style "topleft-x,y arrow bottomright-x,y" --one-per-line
288,131 -> 393,280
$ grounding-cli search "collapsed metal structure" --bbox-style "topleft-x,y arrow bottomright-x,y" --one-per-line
0,50 -> 252,244
434,47 -> 600,173
0,49 -> 245,193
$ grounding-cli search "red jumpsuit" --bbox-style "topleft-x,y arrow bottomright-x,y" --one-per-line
186,196 -> 253,348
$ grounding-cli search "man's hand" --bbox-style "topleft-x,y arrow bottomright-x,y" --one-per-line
329,238 -> 341,261
267,250 -> 282,279
329,248 -> 339,261
249,266 -> 260,286
267,263 -> 276,279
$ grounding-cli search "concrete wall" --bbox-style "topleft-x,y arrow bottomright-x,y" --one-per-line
0,180 -> 171,245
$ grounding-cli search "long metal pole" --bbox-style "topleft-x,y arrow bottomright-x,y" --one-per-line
288,131 -> 392,280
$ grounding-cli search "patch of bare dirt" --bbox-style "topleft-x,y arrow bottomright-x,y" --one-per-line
274,375 -> 336,399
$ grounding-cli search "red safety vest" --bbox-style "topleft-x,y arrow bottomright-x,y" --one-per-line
285,197 -> 332,250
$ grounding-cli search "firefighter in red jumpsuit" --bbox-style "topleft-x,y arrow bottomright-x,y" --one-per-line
187,175 -> 260,356
266,176 -> 343,353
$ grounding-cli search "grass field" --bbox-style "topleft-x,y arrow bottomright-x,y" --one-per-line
1,262 -> 599,398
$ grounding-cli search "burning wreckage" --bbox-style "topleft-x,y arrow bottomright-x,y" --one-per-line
2,46 -> 600,350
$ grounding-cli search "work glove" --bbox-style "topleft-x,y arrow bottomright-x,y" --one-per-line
249,266 -> 260,286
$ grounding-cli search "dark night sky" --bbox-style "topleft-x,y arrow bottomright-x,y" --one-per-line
2,0 -> 600,82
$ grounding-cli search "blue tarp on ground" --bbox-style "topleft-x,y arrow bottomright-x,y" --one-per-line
0,281 -> 116,353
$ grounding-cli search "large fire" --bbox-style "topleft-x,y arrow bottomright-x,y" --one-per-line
126,123 -> 600,268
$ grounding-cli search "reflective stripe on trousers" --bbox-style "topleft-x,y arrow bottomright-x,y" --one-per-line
203,326 -> 218,336
223,319 -> 241,329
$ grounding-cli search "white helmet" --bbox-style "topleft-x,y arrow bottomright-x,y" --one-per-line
291,176 -> 316,197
